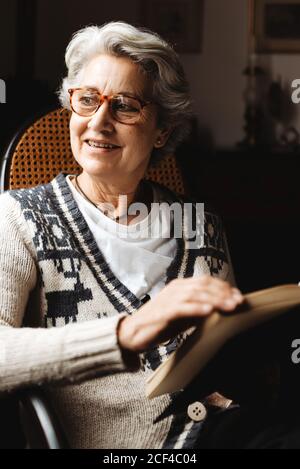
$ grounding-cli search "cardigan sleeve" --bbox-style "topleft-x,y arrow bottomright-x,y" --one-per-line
0,193 -> 140,394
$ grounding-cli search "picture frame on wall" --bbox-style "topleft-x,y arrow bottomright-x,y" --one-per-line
252,0 -> 300,53
140,0 -> 204,53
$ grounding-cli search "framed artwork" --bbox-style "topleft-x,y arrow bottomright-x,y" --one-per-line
251,0 -> 300,53
140,0 -> 204,53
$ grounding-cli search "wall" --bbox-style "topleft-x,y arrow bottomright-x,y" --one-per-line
34,0 -> 141,89
180,0 -> 300,147
2,0 -> 300,147
0,0 -> 17,78
179,0 -> 247,147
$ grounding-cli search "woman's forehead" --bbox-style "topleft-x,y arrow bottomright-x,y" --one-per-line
79,54 -> 149,96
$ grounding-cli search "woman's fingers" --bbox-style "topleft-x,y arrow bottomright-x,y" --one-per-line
118,276 -> 245,352
168,297 -> 240,320
186,289 -> 242,309
169,276 -> 243,314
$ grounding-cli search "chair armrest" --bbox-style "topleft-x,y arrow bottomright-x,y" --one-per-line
18,387 -> 69,449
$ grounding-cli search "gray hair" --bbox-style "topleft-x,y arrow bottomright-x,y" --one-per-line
58,21 -> 193,164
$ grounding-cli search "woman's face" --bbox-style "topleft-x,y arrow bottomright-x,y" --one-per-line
70,54 -> 165,186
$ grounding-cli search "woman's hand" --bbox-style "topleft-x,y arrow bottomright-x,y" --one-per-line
117,276 -> 244,353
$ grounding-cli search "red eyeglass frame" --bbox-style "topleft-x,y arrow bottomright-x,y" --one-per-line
68,87 -> 153,124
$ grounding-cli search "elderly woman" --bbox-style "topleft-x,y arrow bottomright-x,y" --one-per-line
1,21 -> 294,449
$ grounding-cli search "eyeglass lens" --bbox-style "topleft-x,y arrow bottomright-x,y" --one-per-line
71,89 -> 142,123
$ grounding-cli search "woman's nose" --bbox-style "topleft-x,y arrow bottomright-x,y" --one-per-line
87,99 -> 114,131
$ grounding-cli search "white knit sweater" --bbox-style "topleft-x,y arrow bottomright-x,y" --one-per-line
0,173 -> 234,448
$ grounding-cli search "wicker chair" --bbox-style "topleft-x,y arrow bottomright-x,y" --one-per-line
0,106 -> 186,449
0,107 -> 186,193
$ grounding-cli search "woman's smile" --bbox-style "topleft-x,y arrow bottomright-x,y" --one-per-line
69,54 -> 163,184
83,139 -> 122,155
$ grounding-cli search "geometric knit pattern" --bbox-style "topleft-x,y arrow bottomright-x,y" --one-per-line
2,173 -> 234,448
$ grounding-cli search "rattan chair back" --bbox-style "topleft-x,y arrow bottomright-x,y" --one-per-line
1,108 -> 185,194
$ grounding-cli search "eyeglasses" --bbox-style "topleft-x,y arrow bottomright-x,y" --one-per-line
68,87 -> 152,125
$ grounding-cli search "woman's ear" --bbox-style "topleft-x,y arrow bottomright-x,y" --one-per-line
154,127 -> 173,148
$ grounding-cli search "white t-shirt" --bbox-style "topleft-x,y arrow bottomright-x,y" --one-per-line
66,176 -> 177,299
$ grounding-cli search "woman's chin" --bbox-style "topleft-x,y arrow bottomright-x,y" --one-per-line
76,156 -> 120,178
76,148 -> 121,172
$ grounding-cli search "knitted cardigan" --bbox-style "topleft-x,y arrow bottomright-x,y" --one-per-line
0,173 -> 234,449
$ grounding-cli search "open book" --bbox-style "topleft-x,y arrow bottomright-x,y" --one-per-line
146,284 -> 300,399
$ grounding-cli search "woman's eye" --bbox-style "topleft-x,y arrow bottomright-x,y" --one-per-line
80,96 -> 97,106
118,104 -> 134,111
114,100 -> 139,113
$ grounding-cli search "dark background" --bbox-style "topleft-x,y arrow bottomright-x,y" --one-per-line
0,0 -> 300,447
0,0 -> 299,292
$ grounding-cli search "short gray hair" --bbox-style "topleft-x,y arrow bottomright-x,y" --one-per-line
58,21 -> 193,164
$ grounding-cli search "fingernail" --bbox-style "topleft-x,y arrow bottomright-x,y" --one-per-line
233,292 -> 243,302
224,298 -> 236,307
232,289 -> 243,301
202,304 -> 212,314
